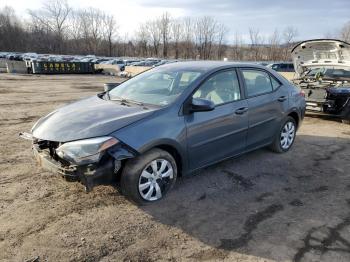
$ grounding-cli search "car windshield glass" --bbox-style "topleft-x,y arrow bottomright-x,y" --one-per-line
306,68 -> 350,78
109,68 -> 202,106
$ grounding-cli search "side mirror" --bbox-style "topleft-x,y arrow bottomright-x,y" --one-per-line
104,83 -> 120,92
188,98 -> 215,113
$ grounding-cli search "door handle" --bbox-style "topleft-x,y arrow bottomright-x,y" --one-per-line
235,107 -> 248,115
278,96 -> 287,102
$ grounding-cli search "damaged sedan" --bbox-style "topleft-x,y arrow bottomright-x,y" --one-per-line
291,39 -> 350,124
20,62 -> 305,204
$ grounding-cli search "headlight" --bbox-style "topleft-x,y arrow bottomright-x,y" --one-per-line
56,136 -> 119,165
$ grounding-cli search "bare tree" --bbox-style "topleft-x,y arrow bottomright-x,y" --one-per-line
283,26 -> 298,44
66,11 -> 83,53
231,31 -> 243,60
282,26 -> 298,60
78,8 -> 104,54
28,0 -> 71,52
340,21 -> 350,42
216,23 -> 228,59
146,20 -> 161,57
136,24 -> 149,57
0,6 -> 27,51
159,12 -> 171,58
195,16 -> 218,59
102,14 -> 118,56
249,28 -> 263,61
267,29 -> 281,61
182,17 -> 194,59
171,19 -> 183,59
2,6 -> 330,62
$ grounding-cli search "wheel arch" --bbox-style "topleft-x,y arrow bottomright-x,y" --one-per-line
155,144 -> 184,177
138,140 -> 186,177
287,110 -> 300,129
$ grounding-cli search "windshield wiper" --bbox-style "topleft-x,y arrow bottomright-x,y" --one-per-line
111,97 -> 144,106
125,99 -> 144,106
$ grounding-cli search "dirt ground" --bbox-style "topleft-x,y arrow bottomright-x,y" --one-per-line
0,74 -> 350,262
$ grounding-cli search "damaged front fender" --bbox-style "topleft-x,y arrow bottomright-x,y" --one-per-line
81,144 -> 138,191
30,138 -> 138,192
107,144 -> 138,161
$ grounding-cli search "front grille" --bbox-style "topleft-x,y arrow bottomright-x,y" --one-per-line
35,140 -> 70,166
37,139 -> 59,150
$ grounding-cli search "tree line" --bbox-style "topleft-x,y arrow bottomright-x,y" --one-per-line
1,1 -> 350,61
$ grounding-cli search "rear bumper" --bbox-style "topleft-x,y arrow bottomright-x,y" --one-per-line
32,145 -> 115,191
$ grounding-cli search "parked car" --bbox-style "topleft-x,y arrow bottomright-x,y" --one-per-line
132,60 -> 159,67
20,62 -> 305,204
153,60 -> 177,67
291,39 -> 350,124
268,62 -> 295,72
101,59 -> 125,71
92,58 -> 110,64
256,62 -> 270,66
125,59 -> 141,66
0,52 -> 10,58
6,52 -> 23,61
78,57 -> 93,63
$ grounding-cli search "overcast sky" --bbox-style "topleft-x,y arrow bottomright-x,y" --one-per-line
1,0 -> 349,42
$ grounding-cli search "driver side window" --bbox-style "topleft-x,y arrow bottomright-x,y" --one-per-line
193,70 -> 241,105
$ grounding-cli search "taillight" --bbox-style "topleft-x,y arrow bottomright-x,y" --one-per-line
299,90 -> 305,97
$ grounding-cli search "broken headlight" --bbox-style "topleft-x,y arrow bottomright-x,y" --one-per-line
56,137 -> 118,165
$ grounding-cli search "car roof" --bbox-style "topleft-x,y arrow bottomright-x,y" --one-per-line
159,61 -> 267,72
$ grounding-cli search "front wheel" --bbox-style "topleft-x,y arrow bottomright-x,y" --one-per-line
270,116 -> 297,153
121,148 -> 177,204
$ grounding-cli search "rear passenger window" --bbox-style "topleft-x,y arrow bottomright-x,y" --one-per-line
241,70 -> 273,97
270,76 -> 281,90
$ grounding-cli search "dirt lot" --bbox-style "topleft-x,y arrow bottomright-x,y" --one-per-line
0,74 -> 350,262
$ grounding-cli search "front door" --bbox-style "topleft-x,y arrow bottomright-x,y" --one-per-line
185,69 -> 249,170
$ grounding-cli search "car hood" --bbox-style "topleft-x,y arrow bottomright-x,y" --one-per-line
291,39 -> 350,76
32,95 -> 156,142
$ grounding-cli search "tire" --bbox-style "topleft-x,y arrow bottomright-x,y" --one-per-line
270,116 -> 297,153
120,148 -> 177,205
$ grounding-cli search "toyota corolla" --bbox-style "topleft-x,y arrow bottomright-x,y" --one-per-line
20,62 -> 305,204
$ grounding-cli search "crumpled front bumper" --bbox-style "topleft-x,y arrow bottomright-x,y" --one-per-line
32,144 -> 115,192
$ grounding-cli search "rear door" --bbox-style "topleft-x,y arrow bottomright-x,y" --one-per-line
238,68 -> 289,150
185,69 -> 249,170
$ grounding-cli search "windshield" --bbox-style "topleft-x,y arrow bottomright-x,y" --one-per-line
109,68 -> 202,106
305,68 -> 350,79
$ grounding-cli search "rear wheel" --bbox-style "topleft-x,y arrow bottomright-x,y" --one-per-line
270,116 -> 297,153
121,148 -> 177,204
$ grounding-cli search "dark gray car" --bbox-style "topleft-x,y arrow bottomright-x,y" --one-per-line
21,62 -> 306,204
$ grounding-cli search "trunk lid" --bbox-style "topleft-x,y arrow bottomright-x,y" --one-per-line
291,39 -> 350,76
